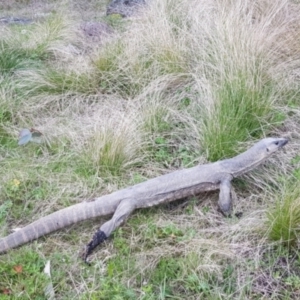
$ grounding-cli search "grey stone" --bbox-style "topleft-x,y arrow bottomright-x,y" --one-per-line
0,16 -> 33,25
106,0 -> 146,17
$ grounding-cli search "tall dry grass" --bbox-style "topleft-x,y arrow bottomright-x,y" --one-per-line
88,0 -> 300,160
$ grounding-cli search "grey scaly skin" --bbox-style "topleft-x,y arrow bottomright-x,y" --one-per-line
0,138 -> 288,262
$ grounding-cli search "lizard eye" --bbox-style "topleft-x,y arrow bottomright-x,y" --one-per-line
275,141 -> 279,146
266,148 -> 269,152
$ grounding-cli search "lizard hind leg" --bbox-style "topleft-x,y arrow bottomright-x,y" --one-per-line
218,178 -> 233,217
82,199 -> 135,262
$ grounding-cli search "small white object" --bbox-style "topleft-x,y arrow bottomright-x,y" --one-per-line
44,260 -> 56,300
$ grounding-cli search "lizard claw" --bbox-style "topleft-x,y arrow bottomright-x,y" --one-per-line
82,230 -> 107,263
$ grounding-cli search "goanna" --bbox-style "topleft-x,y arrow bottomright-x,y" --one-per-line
0,137 -> 288,262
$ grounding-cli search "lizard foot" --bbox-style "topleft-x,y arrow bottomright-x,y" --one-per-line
82,230 -> 107,263
217,207 -> 232,218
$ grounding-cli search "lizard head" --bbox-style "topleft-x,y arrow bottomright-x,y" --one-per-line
221,137 -> 288,177
260,137 -> 288,156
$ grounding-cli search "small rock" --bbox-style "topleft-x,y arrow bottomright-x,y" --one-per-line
0,16 -> 33,25
106,0 -> 146,17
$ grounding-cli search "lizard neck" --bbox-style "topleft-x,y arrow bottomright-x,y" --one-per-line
219,147 -> 266,177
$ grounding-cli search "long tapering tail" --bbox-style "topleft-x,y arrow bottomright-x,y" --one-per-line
0,200 -> 115,254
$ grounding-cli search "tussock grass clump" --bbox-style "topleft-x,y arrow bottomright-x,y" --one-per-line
0,44 -> 37,75
84,109 -> 144,176
267,180 -> 300,248
16,68 -> 101,96
0,14 -> 83,98
0,14 -> 75,62
0,76 -> 16,148
9,14 -> 77,59
92,0 -> 298,160
0,77 -> 13,119
93,0 -> 191,97
186,0 -> 290,161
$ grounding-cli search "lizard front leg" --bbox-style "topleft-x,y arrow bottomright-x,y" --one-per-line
83,199 -> 136,262
218,177 -> 233,216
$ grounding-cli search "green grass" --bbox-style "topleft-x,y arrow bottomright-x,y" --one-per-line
267,179 -> 300,249
0,45 -> 38,75
196,23 -> 280,160
0,250 -> 48,298
18,68 -> 101,95
202,72 -> 275,161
